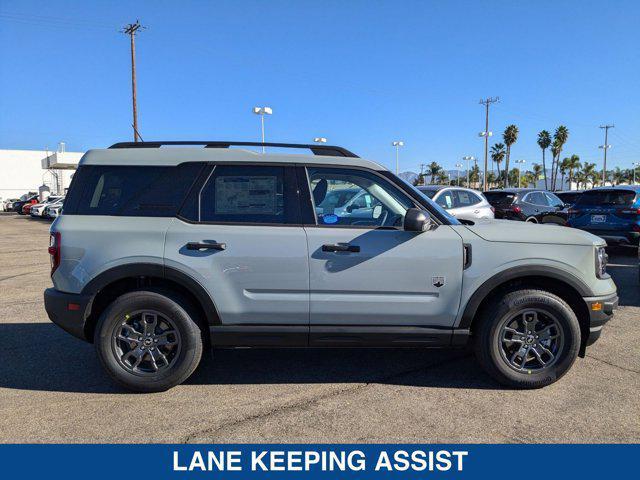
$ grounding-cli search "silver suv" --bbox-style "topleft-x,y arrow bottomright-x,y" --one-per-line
44,141 -> 618,392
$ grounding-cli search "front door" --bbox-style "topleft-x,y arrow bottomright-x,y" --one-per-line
303,166 -> 464,329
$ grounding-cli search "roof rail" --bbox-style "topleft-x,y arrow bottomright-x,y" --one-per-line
108,141 -> 359,158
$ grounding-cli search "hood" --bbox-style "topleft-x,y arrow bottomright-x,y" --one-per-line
464,219 -> 604,246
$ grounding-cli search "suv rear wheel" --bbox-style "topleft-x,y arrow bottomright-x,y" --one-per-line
474,289 -> 580,388
95,290 -> 203,392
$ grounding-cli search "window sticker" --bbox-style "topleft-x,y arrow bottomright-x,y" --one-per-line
215,176 -> 277,214
321,213 -> 339,224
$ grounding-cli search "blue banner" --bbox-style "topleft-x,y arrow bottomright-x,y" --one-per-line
0,444 -> 637,478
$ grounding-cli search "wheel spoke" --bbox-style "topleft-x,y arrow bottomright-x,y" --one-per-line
530,345 -> 547,366
142,313 -> 158,336
121,323 -> 143,337
519,346 -> 531,369
522,310 -> 538,332
150,348 -> 169,367
537,325 -> 559,341
123,348 -> 145,370
156,330 -> 178,346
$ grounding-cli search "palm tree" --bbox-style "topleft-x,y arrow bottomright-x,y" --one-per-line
532,163 -> 543,186
490,143 -> 506,184
559,157 -> 571,189
582,162 -> 597,188
523,171 -> 536,188
502,125 -> 519,188
612,167 -> 625,185
436,170 -> 448,185
486,172 -> 497,189
470,164 -> 480,188
566,154 -> 581,189
428,162 -> 441,184
507,168 -> 519,188
537,130 -> 551,190
574,172 -> 587,190
551,126 -> 569,190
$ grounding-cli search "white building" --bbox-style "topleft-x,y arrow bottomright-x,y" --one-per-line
0,147 -> 83,202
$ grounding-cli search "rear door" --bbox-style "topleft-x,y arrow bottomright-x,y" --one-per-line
450,189 -> 483,220
301,166 -> 464,329
164,164 -> 309,327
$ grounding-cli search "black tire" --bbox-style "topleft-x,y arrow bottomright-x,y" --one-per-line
525,217 -> 538,223
473,289 -> 580,389
94,289 -> 203,392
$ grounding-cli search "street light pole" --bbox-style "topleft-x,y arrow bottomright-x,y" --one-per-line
599,124 -> 614,185
455,163 -> 463,186
253,107 -> 273,153
633,162 -> 639,185
463,156 -> 475,188
515,159 -> 526,188
392,141 -> 404,175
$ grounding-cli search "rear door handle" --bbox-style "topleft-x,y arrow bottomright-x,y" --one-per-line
322,243 -> 360,253
186,241 -> 226,251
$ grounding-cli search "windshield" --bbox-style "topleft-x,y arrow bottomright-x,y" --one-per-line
576,190 -> 636,207
396,178 -> 460,225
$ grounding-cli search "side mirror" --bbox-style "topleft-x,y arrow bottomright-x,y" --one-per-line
404,208 -> 432,232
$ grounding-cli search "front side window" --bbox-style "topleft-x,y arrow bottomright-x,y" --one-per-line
181,164 -> 298,224
307,167 -> 414,227
435,191 -> 455,209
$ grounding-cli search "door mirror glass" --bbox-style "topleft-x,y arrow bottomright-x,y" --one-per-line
404,208 -> 431,232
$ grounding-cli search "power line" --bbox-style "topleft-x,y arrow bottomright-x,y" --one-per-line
479,97 -> 499,191
122,20 -> 146,142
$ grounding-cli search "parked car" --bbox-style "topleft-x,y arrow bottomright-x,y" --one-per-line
45,141 -> 617,392
555,190 -> 584,208
315,188 -> 385,222
22,203 -> 35,215
43,199 -> 64,219
13,194 -> 38,214
417,186 -> 494,221
567,186 -> 640,246
3,198 -> 19,211
30,196 -> 64,218
483,188 -> 568,225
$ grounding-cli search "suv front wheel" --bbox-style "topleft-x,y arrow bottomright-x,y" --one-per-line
474,289 -> 580,388
95,290 -> 203,392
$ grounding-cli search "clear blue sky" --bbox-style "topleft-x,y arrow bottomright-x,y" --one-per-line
1,0 -> 638,173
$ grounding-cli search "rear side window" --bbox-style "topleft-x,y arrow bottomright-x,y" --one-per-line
180,165 -> 299,224
576,190 -> 636,206
454,190 -> 481,207
66,163 -> 203,216
525,191 -> 549,206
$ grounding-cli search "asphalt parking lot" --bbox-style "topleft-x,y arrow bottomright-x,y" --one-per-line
0,214 -> 638,443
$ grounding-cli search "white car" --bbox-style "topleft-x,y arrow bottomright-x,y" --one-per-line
32,196 -> 64,218
417,186 -> 494,221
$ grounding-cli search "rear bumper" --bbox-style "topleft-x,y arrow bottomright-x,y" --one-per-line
44,288 -> 92,341
582,292 -> 618,346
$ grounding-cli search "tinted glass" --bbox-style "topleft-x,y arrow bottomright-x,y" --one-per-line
417,187 -> 439,199
307,167 -> 414,227
454,190 -> 481,207
556,192 -> 581,204
181,165 -> 297,224
576,190 -> 636,207
69,163 -> 202,216
483,191 -> 516,206
544,192 -> 564,207
526,192 -> 549,206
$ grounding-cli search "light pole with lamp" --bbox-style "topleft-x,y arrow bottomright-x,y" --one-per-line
463,156 -> 475,188
253,106 -> 272,153
314,137 -> 327,143
455,163 -> 463,186
515,159 -> 526,188
633,162 -> 639,185
392,141 -> 404,175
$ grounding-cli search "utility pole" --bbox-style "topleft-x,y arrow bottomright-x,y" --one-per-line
420,163 -> 427,186
122,20 -> 145,142
479,97 -> 499,191
599,124 -> 614,186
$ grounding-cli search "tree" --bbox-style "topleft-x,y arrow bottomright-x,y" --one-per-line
507,168 -> 519,188
532,163 -> 543,185
612,167 -> 625,185
486,171 -> 497,189
565,154 -> 581,189
502,125 -> 519,188
581,162 -> 597,188
559,157 -> 571,190
537,130 -> 552,190
551,126 -> 569,190
490,143 -> 506,185
522,171 -> 536,188
428,162 -> 441,184
470,164 -> 480,188
436,170 -> 448,185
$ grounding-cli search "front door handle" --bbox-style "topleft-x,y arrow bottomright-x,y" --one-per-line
322,243 -> 360,253
186,241 -> 226,251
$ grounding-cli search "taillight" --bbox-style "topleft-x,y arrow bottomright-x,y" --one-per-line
490,206 -> 495,213
632,224 -> 640,233
511,206 -> 522,214
49,232 -> 61,276
617,208 -> 640,215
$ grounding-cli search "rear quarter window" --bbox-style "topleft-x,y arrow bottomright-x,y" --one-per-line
483,192 -> 516,206
64,163 -> 203,216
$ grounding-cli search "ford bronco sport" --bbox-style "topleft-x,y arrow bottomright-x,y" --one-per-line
44,141 -> 618,392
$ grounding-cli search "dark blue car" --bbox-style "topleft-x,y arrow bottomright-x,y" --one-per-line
567,186 -> 640,246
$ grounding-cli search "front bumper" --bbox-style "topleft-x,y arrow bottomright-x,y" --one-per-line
44,288 -> 92,341
582,292 -> 618,346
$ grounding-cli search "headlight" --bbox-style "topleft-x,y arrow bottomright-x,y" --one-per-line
595,246 -> 608,279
